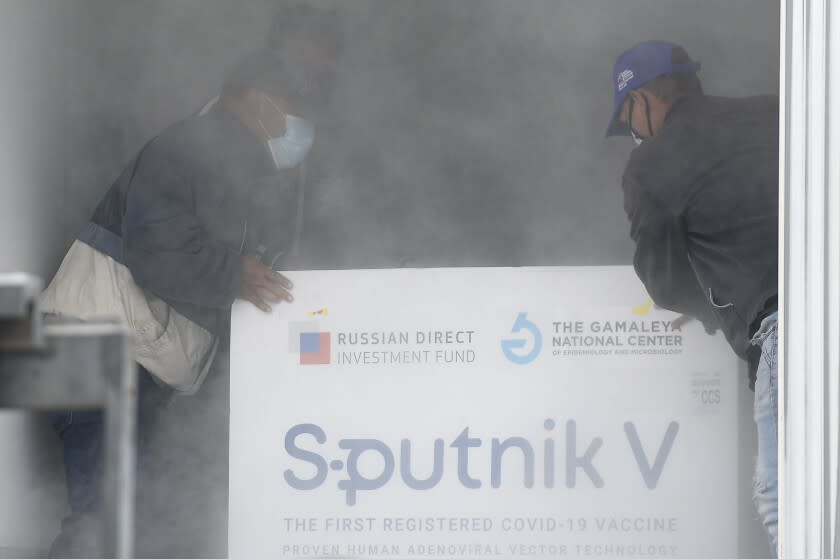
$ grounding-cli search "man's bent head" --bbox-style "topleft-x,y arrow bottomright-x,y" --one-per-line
606,41 -> 703,143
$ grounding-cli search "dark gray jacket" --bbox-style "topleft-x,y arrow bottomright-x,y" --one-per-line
82,105 -> 301,336
622,94 -> 779,358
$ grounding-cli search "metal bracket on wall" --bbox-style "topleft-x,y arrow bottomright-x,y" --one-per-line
0,273 -> 137,559
0,274 -> 44,351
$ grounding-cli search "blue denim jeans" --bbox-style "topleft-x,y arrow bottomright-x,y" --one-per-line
751,311 -> 779,558
48,366 -> 168,559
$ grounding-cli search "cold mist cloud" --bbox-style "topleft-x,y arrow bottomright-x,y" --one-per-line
19,3 -> 780,557
56,0 -> 779,274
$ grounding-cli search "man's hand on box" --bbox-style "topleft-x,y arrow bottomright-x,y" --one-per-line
238,255 -> 294,313
670,314 -> 694,330
669,313 -> 720,335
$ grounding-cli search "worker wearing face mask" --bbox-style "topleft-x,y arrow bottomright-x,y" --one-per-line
40,18 -> 339,557
606,41 -> 779,557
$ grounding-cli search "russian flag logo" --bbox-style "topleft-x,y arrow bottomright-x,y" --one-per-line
299,332 -> 331,365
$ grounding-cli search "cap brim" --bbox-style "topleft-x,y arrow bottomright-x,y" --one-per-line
605,103 -> 631,137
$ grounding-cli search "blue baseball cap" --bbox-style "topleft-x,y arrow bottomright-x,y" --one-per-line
606,40 -> 701,137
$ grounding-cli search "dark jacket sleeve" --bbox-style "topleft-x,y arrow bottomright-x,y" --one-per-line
623,177 -> 718,327
247,172 -> 299,261
122,142 -> 242,308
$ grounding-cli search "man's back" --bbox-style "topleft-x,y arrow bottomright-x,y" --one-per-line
623,94 -> 779,356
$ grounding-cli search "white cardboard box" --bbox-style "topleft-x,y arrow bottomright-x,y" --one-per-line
230,267 -> 741,559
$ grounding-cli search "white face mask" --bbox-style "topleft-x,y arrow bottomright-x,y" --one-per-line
259,97 -> 315,170
267,114 -> 315,169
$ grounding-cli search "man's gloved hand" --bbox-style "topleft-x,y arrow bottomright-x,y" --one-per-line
670,314 -> 720,335
701,320 -> 720,335
238,255 -> 294,313
670,314 -> 694,330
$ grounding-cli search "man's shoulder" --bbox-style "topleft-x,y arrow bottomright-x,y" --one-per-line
621,134 -> 686,199
138,111 -> 242,183
148,114 -> 214,161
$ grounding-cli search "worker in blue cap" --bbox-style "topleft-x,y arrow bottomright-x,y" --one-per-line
607,40 -> 780,557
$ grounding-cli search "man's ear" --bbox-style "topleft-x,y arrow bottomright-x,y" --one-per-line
226,88 -> 272,142
621,90 -> 639,122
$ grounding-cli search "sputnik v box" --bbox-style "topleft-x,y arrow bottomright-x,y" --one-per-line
230,267 -> 739,559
